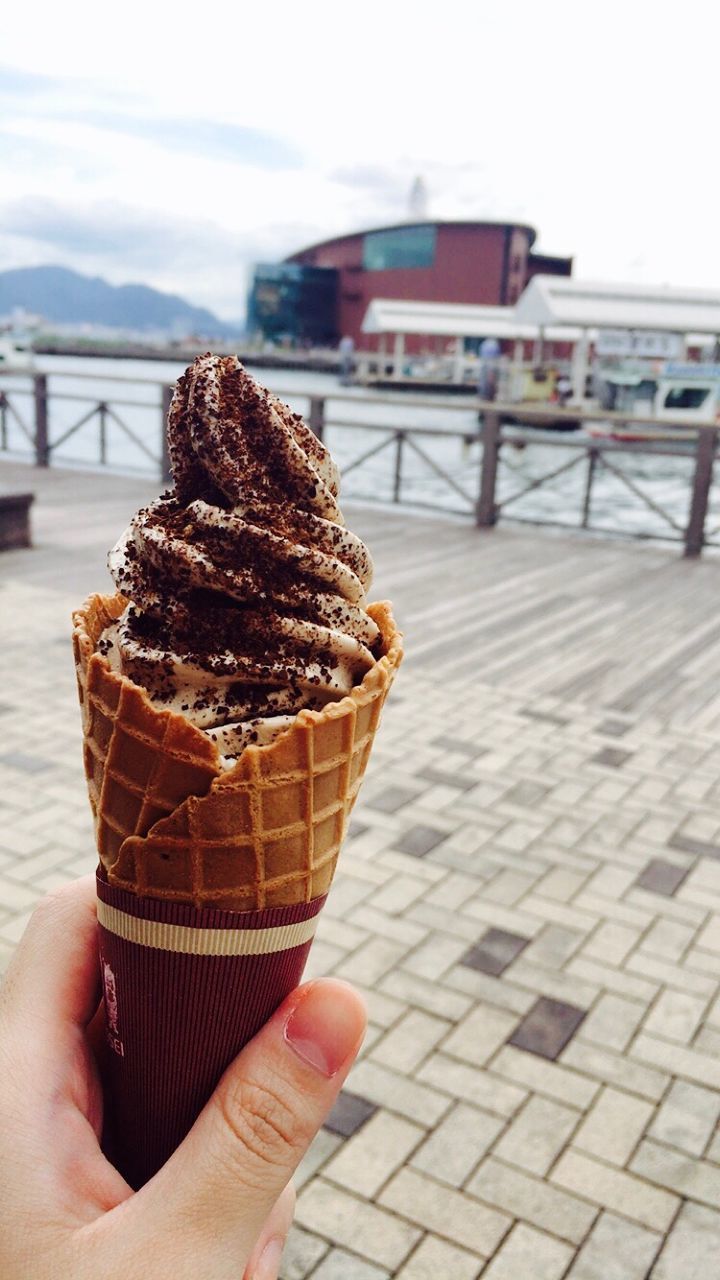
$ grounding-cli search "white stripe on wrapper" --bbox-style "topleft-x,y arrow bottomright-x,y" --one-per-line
96,900 -> 319,956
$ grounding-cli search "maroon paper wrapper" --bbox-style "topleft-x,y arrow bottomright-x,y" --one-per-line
96,870 -> 326,1189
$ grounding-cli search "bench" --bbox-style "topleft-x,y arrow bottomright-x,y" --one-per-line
0,492 -> 34,550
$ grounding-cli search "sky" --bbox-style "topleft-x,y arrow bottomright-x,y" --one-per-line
1,0 -> 719,321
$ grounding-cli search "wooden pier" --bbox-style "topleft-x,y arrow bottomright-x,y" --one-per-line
2,459 -> 720,729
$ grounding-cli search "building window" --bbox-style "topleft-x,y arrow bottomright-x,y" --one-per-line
362,225 -> 436,271
247,263 -> 338,344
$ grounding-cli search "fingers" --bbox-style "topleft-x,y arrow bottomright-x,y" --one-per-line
241,1183 -> 295,1280
120,979 -> 366,1276
0,875 -> 131,1234
0,877 -> 99,1041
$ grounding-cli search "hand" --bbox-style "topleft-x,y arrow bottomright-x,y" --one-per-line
0,878 -> 366,1279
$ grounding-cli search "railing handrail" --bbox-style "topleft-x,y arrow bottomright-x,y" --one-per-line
2,370 -> 720,557
2,397 -> 708,459
1,401 -> 713,459
486,400 -> 720,434
499,432 -> 706,459
2,368 -> 719,435
0,366 -> 172,389
2,366 -> 478,403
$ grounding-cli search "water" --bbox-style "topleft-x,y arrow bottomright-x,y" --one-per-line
0,354 -> 715,545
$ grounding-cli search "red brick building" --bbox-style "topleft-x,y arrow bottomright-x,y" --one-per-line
283,220 -> 572,346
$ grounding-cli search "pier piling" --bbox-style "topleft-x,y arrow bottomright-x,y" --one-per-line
309,396 -> 325,442
685,427 -> 717,557
160,385 -> 173,483
33,374 -> 49,468
476,410 -> 501,527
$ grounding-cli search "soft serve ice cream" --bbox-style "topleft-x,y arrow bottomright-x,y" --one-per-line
99,354 -> 381,762
73,352 -> 401,1190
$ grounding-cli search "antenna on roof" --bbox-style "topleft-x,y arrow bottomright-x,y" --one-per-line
408,176 -> 428,221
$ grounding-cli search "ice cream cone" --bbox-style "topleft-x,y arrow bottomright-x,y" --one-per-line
71,355 -> 403,1186
73,592 -> 402,910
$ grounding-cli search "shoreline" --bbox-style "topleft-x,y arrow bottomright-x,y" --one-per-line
33,339 -> 342,375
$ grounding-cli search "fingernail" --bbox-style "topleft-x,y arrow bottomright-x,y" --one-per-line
254,1235 -> 285,1280
284,980 -> 366,1077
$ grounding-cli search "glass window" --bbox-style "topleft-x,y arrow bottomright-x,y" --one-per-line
362,225 -> 436,271
247,264 -> 338,344
663,386 -> 711,410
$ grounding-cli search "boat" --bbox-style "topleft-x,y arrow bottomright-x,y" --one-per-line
0,335 -> 35,370
499,404 -> 581,433
589,362 -> 720,442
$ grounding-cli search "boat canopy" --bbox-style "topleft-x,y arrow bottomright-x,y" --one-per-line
361,298 -> 580,342
602,371 -> 648,386
516,277 -> 720,337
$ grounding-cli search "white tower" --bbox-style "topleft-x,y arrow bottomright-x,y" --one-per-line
408,176 -> 428,221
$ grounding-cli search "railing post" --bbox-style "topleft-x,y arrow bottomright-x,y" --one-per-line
98,402 -> 107,466
160,384 -> 173,484
0,392 -> 6,451
582,447 -> 598,528
685,427 -> 717,557
393,432 -> 403,503
309,396 -> 325,442
476,410 -> 501,527
33,373 -> 49,467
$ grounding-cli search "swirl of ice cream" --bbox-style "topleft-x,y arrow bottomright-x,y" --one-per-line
100,354 -> 380,761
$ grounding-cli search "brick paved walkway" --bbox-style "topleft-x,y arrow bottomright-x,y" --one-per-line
1,461 -> 720,1277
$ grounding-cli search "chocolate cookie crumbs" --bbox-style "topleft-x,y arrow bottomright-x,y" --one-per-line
102,355 -> 381,760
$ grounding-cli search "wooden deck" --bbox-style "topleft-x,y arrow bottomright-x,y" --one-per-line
3,458 -> 720,729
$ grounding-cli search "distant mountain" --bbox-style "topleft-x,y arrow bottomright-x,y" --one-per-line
0,265 -> 235,336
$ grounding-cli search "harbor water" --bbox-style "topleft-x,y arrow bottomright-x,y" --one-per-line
0,355 -> 715,544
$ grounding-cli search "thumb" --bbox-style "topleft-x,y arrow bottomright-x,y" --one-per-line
116,979 -> 366,1276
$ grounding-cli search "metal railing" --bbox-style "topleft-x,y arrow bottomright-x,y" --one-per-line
0,371 -> 174,478
473,406 -> 719,558
1,369 -> 719,557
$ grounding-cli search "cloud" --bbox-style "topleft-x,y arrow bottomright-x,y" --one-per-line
0,129 -> 109,183
0,196 -> 332,318
0,65 -> 58,94
0,64 -> 302,171
327,158 -> 505,227
331,164 -> 410,197
82,112 -> 303,169
0,196 -> 321,267
0,196 -> 239,265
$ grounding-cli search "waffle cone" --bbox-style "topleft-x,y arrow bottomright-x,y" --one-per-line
72,594 -> 402,911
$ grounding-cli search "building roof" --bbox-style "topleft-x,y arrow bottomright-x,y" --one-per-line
286,219 -> 537,262
361,297 -> 580,341
516,276 -> 720,335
